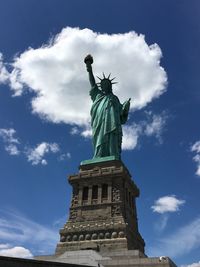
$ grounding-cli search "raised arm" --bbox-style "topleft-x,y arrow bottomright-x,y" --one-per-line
84,54 -> 96,87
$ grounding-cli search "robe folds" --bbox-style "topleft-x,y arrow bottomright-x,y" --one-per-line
90,85 -> 129,159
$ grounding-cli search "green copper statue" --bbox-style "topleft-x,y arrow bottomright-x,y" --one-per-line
84,55 -> 131,160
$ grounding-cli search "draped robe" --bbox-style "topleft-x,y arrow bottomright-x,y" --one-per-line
90,85 -> 129,159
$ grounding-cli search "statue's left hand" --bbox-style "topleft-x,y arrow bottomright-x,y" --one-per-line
123,98 -> 131,112
126,98 -> 131,106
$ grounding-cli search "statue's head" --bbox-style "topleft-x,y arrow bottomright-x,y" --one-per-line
97,73 -> 117,94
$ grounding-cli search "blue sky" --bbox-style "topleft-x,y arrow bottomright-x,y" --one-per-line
0,0 -> 200,266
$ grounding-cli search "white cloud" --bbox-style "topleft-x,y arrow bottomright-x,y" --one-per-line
0,53 -> 10,83
151,195 -> 185,214
191,141 -> 200,153
0,209 -> 58,256
144,111 -> 167,143
191,141 -> 200,176
181,261 -> 200,267
0,54 -> 23,95
0,128 -> 20,155
25,142 -> 60,165
41,159 -> 47,165
70,125 -> 92,138
5,144 -> 20,155
0,128 -> 64,163
122,123 -> 142,150
9,69 -> 23,96
193,154 -> 200,176
66,152 -> 71,159
0,244 -> 33,258
3,27 -> 167,127
81,126 -> 92,138
122,111 -> 167,150
70,127 -> 79,135
148,217 -> 200,258
0,128 -> 19,144
59,152 -> 71,161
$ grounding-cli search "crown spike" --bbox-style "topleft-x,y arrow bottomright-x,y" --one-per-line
103,72 -> 106,78
107,73 -> 111,79
111,82 -> 118,84
110,77 -> 116,81
96,76 -> 102,81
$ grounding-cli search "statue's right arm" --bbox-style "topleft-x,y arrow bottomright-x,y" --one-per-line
86,64 -> 96,87
84,55 -> 102,101
84,54 -> 96,87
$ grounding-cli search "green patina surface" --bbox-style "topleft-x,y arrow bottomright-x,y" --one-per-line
84,55 -> 131,163
80,155 -> 118,166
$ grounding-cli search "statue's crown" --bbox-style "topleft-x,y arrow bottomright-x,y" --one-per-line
96,73 -> 117,87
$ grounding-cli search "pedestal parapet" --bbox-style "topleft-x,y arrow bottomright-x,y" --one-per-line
56,160 -> 145,255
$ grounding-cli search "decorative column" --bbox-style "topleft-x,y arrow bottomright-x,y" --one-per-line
78,186 -> 83,205
98,184 -> 102,204
88,185 -> 92,205
108,182 -> 112,202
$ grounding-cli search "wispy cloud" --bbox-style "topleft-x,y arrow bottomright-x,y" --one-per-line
144,111 -> 167,144
148,217 -> 200,258
0,128 -> 69,165
122,111 -> 168,150
81,127 -> 92,138
122,123 -> 142,150
191,141 -> 200,176
0,128 -> 20,155
151,195 -> 185,214
5,144 -> 20,155
0,209 -> 59,256
0,128 -> 20,145
70,111 -> 168,151
59,152 -> 71,161
52,215 -> 67,228
154,214 -> 169,232
70,127 -> 80,135
70,126 -> 92,138
25,142 -> 60,165
151,195 -> 185,232
0,53 -> 10,84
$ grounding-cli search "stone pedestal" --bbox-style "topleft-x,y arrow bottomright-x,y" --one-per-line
56,160 -> 145,255
34,159 -> 177,267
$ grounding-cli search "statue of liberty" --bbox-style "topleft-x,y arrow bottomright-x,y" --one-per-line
84,55 -> 131,160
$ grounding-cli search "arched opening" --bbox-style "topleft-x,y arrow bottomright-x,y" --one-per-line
82,186 -> 89,202
92,185 -> 98,200
102,184 -> 108,200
